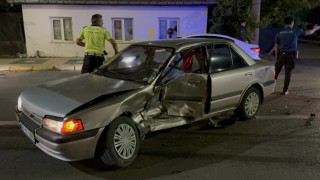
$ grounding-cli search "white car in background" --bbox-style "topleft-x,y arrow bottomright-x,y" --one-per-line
180,34 -> 261,60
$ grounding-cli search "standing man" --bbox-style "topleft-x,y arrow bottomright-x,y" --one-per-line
76,14 -> 118,74
274,16 -> 320,95
236,20 -> 249,43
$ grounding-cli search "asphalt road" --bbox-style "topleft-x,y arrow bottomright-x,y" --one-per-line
0,42 -> 320,180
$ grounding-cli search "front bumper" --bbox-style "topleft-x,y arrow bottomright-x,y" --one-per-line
16,111 -> 103,161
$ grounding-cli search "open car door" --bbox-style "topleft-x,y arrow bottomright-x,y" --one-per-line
161,73 -> 208,118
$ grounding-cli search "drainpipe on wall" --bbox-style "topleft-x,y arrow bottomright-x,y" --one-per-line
36,50 -> 40,58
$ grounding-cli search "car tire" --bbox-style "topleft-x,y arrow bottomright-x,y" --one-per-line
97,116 -> 140,168
235,87 -> 261,120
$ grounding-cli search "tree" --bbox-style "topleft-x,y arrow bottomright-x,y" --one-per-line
209,0 -> 319,42
209,0 -> 256,40
304,6 -> 320,24
260,0 -> 319,27
0,0 -> 9,12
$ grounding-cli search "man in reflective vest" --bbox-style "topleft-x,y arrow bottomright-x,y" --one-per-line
76,14 -> 118,74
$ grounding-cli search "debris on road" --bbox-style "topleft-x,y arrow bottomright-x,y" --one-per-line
304,113 -> 316,126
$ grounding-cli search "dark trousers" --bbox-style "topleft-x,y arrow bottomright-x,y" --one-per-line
275,52 -> 295,92
81,55 -> 105,74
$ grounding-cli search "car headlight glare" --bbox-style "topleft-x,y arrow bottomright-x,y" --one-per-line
43,117 -> 63,133
17,96 -> 23,112
43,116 -> 84,134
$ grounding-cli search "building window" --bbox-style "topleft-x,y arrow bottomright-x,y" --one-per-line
112,18 -> 133,41
159,18 -> 179,39
51,17 -> 73,42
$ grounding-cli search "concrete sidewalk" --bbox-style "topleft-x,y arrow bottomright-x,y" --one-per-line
0,57 -> 83,72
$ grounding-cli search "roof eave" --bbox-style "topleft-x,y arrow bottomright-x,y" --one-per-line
6,0 -> 216,6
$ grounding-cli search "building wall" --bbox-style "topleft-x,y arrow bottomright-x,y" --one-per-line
22,4 -> 208,57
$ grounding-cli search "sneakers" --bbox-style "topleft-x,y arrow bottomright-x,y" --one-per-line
283,91 -> 289,95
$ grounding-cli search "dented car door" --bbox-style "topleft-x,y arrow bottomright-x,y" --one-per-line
162,73 -> 208,117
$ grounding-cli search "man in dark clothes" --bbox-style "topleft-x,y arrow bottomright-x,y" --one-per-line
274,16 -> 320,95
236,20 -> 249,43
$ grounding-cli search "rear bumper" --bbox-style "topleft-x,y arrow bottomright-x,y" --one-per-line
16,111 -> 103,161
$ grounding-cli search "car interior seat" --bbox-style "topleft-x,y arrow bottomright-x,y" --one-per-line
181,49 -> 203,73
181,51 -> 194,72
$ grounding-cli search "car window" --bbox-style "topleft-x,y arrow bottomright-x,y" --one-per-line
161,47 -> 206,82
98,45 -> 174,84
209,44 -> 233,73
208,43 -> 248,73
169,52 -> 184,69
108,46 -> 171,69
162,51 -> 186,82
230,48 -> 248,68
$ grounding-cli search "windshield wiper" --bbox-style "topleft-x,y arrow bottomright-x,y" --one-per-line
94,69 -> 121,80
105,70 -> 133,81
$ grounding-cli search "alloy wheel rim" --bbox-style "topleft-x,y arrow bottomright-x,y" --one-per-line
113,123 -> 136,159
244,92 -> 259,116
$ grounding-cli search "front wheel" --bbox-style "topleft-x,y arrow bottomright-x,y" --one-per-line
96,116 -> 140,168
235,87 -> 261,120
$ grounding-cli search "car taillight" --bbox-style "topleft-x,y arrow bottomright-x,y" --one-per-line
251,47 -> 260,53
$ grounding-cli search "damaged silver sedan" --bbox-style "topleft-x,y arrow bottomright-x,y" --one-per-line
16,38 -> 275,168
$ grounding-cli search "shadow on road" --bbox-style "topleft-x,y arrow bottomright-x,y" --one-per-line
68,117 -> 273,180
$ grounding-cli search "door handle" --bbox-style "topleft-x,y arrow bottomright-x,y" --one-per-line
245,72 -> 252,77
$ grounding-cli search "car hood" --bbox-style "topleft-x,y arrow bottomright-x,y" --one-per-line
20,74 -> 144,118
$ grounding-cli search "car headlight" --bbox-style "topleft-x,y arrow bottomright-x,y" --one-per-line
43,116 -> 84,134
17,96 -> 23,112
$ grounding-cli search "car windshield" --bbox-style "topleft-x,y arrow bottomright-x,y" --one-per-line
95,45 -> 174,84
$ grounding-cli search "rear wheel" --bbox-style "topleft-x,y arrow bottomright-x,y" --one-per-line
97,116 -> 140,168
235,87 -> 261,120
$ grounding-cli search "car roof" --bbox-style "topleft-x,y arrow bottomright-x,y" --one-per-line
133,38 -> 232,51
181,34 -> 259,47
181,33 -> 237,41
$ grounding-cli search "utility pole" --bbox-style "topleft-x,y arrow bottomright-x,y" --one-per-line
252,0 -> 261,44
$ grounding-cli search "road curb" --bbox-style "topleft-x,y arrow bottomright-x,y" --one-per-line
8,66 -> 56,71
55,65 -> 82,71
9,66 -> 34,71
299,39 -> 320,46
0,65 -> 11,72
0,58 -> 83,72
5,65 -> 82,72
0,121 -> 18,126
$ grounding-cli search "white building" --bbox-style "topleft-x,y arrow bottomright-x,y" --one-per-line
8,0 -> 215,57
